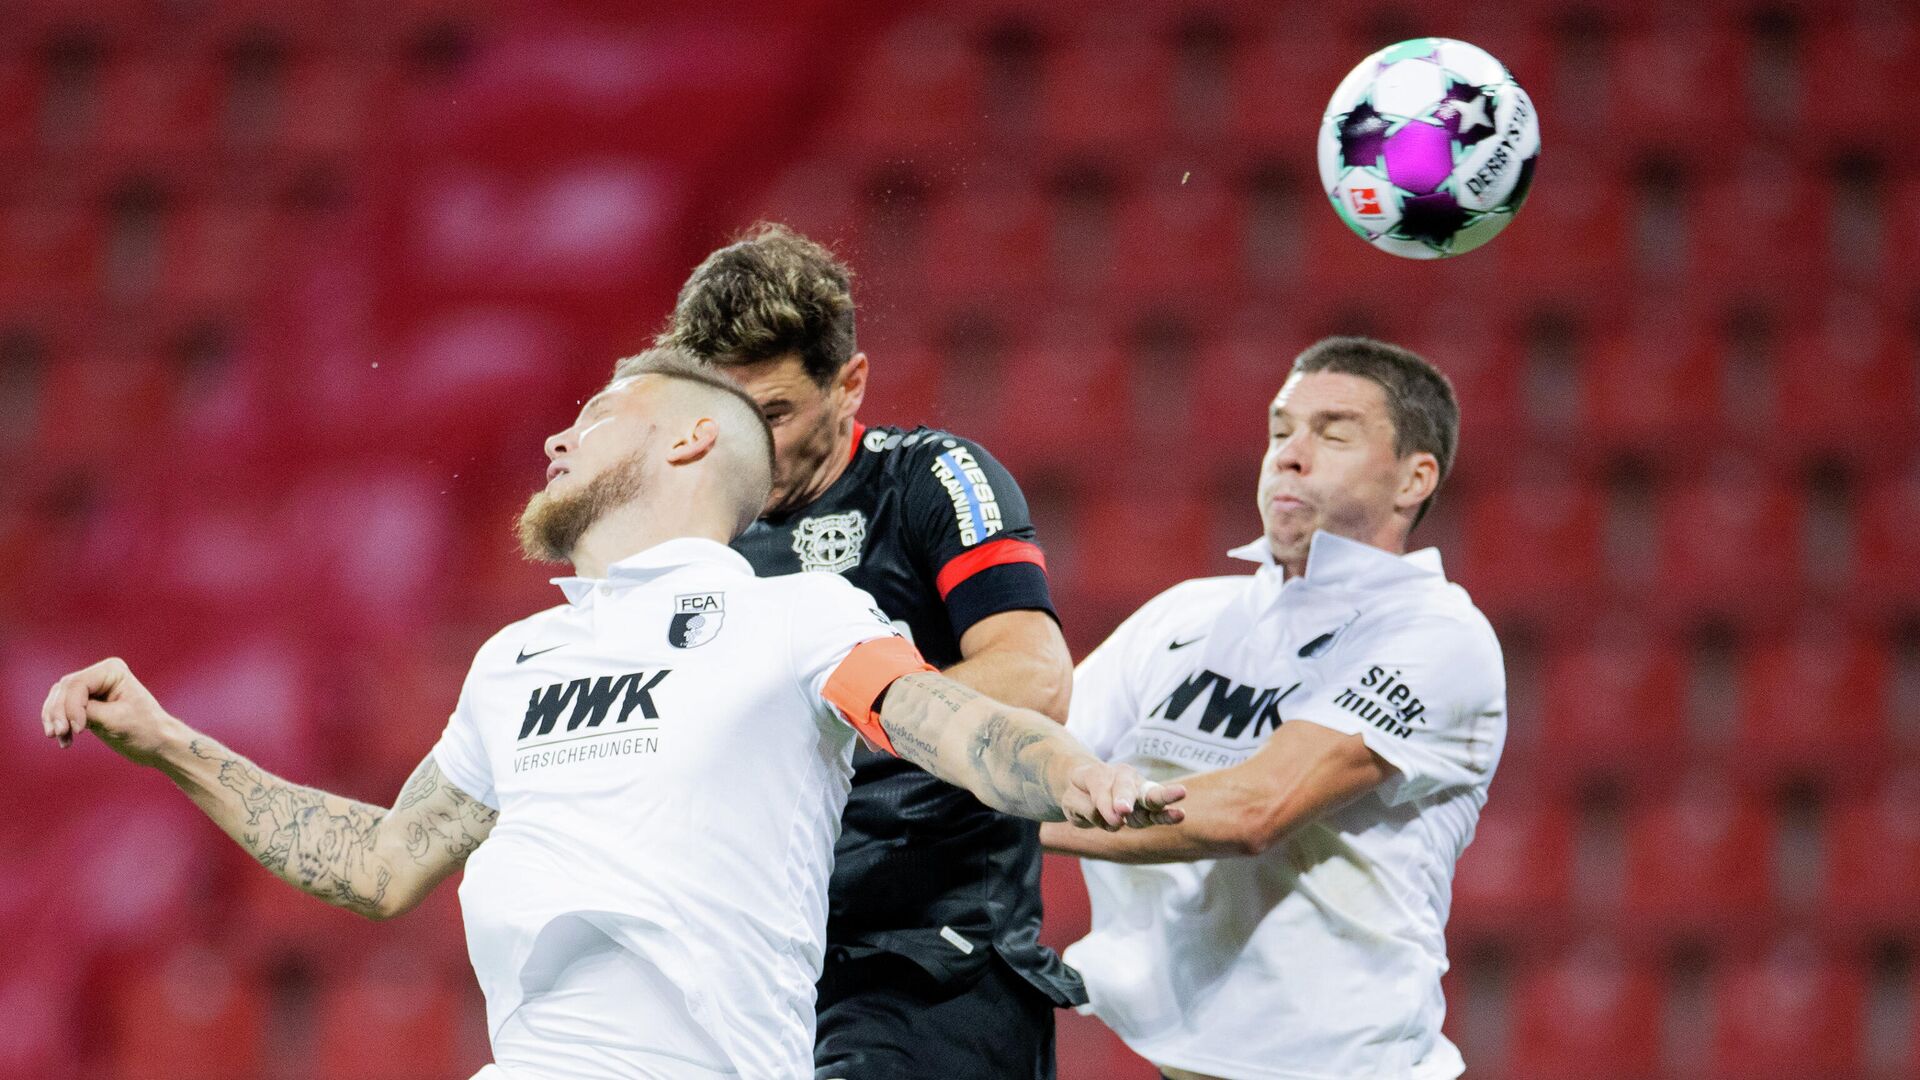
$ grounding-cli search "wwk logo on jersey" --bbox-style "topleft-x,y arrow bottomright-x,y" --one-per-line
931,446 -> 1003,546
520,670 -> 671,741
1151,670 -> 1300,741
1332,665 -> 1428,739
792,510 -> 866,573
670,592 -> 725,649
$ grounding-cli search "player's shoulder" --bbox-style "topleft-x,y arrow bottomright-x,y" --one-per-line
1143,574 -> 1248,616
755,567 -> 884,611
1348,581 -> 1503,667
1112,574 -> 1249,645
860,424 -> 1006,474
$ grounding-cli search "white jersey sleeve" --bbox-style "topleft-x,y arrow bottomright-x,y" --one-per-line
1287,610 -> 1505,805
1068,580 -> 1213,760
430,668 -> 499,810
784,572 -> 933,753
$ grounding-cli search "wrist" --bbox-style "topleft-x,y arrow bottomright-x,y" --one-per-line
150,715 -> 203,774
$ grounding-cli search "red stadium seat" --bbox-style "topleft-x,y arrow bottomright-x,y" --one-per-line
1854,469 -> 1920,614
1620,779 -> 1774,938
1227,18 -> 1361,150
1798,18 -> 1920,157
1506,938 -> 1664,1080
826,15 -> 986,159
1069,490 -> 1214,607
1537,626 -> 1688,783
1489,152 -> 1631,301
104,945 -> 268,1080
0,197 -> 103,311
1706,940 -> 1866,1080
1731,621 -> 1889,784
89,56 -> 222,166
1038,26 -> 1174,155
922,178 -> 1051,303
313,953 -> 466,1080
1771,296 -> 1917,468
1450,797 -> 1575,937
1654,460 -> 1803,622
1110,171 -> 1242,308
1608,22 -> 1746,152
1456,466 -> 1606,623
987,316 -> 1129,481
279,57 -> 392,160
1578,309 -> 1723,458
1690,149 -> 1827,306
1819,769 -> 1920,938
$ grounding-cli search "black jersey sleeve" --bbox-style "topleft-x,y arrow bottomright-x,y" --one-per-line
900,434 -> 1058,641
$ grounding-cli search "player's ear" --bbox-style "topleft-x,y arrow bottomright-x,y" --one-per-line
666,417 -> 719,465
1394,451 -> 1439,513
832,353 -> 869,420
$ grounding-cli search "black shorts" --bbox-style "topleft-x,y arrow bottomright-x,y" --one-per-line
814,949 -> 1057,1080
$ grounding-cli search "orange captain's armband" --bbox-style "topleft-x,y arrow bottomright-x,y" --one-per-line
821,637 -> 935,756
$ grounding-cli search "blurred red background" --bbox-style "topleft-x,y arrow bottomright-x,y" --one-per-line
3,1 -> 1918,1077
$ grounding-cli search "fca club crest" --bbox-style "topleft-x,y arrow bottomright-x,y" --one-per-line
670,592 -> 725,649
792,510 -> 866,573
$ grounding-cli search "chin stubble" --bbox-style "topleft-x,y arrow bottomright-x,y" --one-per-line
516,454 -> 647,563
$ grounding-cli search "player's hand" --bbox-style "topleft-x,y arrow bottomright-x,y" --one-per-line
1060,760 -> 1187,831
40,658 -> 182,766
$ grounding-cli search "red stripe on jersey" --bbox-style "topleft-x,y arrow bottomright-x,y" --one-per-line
936,538 -> 1048,600
848,421 -> 866,465
822,636 -> 935,756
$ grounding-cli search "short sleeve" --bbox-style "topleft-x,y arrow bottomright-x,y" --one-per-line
430,676 -> 499,811
789,574 -> 935,754
1285,613 -> 1506,805
1065,581 -> 1199,761
901,435 -> 1056,639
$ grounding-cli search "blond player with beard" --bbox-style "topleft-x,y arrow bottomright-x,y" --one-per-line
39,350 -> 1183,1080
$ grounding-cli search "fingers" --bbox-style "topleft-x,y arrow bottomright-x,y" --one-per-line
42,658 -> 133,749
1142,781 -> 1188,810
1084,767 -> 1122,830
1118,780 -> 1188,829
1107,768 -> 1142,827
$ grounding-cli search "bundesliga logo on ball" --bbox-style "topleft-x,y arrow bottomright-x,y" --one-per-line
1317,37 -> 1541,259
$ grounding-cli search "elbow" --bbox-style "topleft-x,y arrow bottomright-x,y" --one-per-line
362,883 -> 425,922
1036,671 -> 1071,724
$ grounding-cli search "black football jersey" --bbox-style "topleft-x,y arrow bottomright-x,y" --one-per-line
732,423 -> 1084,1003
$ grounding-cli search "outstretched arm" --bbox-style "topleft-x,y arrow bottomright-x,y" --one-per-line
41,658 -> 494,920
876,672 -> 1184,830
1040,718 -> 1389,864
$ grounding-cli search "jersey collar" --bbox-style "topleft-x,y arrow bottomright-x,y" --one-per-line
550,537 -> 755,605
1227,530 -> 1445,589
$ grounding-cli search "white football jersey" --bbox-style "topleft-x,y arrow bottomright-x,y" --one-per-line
1065,531 -> 1506,1080
431,538 -> 927,1080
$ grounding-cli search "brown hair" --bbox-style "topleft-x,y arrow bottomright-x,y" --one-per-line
655,222 -> 856,386
1291,335 -> 1459,529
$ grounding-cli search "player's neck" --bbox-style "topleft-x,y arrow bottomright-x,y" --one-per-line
568,503 -> 735,579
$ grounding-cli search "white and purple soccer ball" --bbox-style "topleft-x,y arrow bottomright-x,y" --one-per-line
1316,38 -> 1540,259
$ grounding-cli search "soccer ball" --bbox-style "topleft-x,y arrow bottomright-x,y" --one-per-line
1316,38 -> 1540,259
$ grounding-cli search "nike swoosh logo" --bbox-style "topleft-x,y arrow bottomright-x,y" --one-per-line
516,643 -> 567,664
1168,637 -> 1203,651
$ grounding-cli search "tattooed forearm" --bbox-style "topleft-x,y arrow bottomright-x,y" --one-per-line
187,738 -> 393,917
879,673 -> 1072,821
166,739 -> 494,920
